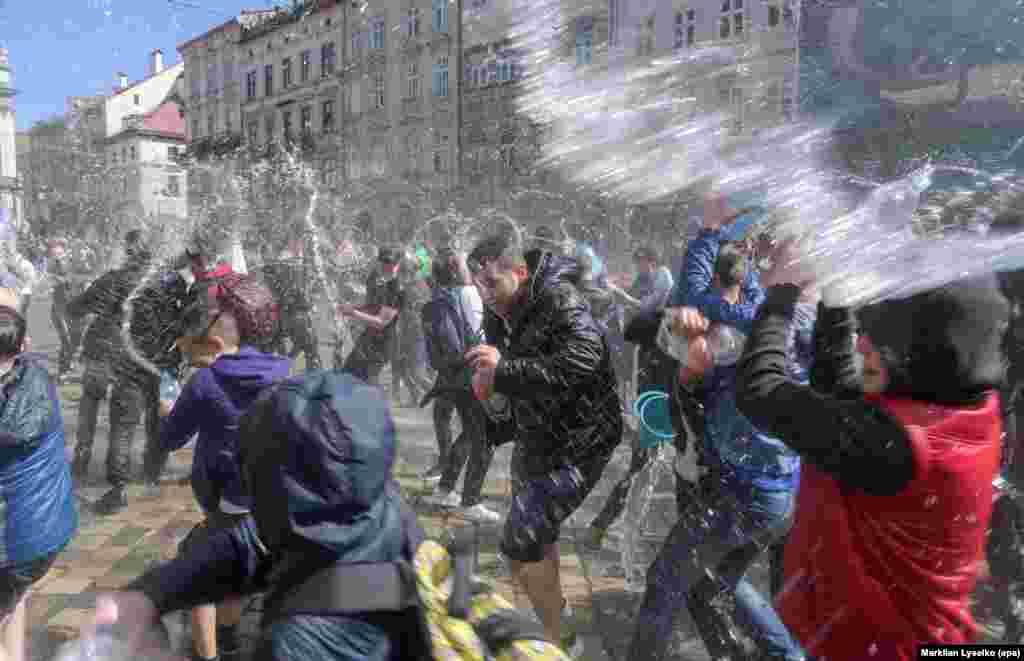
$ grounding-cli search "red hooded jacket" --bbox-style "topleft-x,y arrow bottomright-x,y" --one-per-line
778,393 -> 1001,661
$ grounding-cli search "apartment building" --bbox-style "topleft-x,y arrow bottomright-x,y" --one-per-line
103,52 -> 188,230
0,47 -> 21,232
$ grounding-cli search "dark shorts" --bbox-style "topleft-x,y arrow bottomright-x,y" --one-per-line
0,550 -> 61,619
178,510 -> 249,557
501,447 -> 613,563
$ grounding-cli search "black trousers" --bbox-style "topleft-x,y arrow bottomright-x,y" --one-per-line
432,394 -> 457,465
50,303 -> 83,374
342,335 -> 389,386
277,309 -> 320,370
989,373 -> 1024,642
437,391 -> 495,507
74,361 -> 168,487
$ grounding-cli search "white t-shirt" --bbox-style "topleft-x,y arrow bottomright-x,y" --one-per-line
456,285 -> 484,335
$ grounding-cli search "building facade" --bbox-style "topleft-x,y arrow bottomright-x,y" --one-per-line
0,47 -> 22,233
103,52 -> 188,233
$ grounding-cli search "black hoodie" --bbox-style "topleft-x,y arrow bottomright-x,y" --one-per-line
737,276 -> 1008,496
485,250 -> 623,474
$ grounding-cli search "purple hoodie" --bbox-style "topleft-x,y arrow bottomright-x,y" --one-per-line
161,347 -> 292,514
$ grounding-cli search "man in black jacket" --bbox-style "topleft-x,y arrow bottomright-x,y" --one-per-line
467,234 -> 622,653
66,230 -> 157,515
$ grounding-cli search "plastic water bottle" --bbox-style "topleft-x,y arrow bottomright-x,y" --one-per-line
54,633 -> 131,661
706,325 -> 746,367
159,369 -> 181,404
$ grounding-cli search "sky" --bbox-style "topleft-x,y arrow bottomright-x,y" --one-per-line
1,0 -> 277,131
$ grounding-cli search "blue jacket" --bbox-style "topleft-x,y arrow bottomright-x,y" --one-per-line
0,355 -> 77,567
161,348 -> 291,514
675,229 -> 805,490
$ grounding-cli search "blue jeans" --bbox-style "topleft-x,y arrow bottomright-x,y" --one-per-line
628,468 -> 805,661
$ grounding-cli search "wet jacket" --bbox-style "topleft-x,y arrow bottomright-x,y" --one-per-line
262,257 -> 314,314
422,286 -> 482,381
128,270 -> 188,372
132,371 -> 420,661
737,281 -> 1007,660
65,258 -> 149,365
486,250 -> 623,474
678,229 -> 800,489
0,355 -> 77,567
160,348 -> 291,514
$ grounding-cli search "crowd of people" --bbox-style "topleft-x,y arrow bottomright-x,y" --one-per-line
0,192 -> 1017,661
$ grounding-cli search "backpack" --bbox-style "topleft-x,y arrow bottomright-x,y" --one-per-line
422,290 -> 478,374
268,523 -> 570,661
129,271 -> 188,365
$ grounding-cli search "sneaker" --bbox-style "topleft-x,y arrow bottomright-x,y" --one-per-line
141,481 -> 162,499
583,526 -> 607,550
561,631 -> 585,659
423,490 -> 461,508
93,486 -> 128,516
458,503 -> 502,524
421,464 -> 444,484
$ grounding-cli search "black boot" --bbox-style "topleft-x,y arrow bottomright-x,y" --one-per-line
93,486 -> 128,516
70,454 -> 91,484
688,579 -> 750,661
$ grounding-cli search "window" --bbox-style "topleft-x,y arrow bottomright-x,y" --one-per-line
129,145 -> 136,160
225,109 -> 234,133
433,57 -> 449,97
300,51 -> 311,82
282,111 -> 293,141
265,114 -> 275,141
264,64 -> 274,95
496,57 -> 512,83
206,62 -> 219,95
433,146 -> 448,172
223,61 -> 235,88
406,8 -> 421,36
371,18 -> 385,50
282,58 -> 293,88
190,72 -> 201,97
133,94 -> 141,106
720,0 -> 743,38
372,144 -> 388,176
322,100 -> 335,132
351,31 -> 365,57
609,0 -> 619,46
168,146 -> 178,160
192,119 -> 200,139
373,72 -> 385,108
248,119 -> 258,144
575,17 -> 593,66
407,61 -> 420,98
433,0 -> 448,33
638,15 -> 655,56
300,106 -> 312,136
167,175 -> 181,197
246,70 -> 257,98
321,42 -> 336,77
675,9 -> 697,48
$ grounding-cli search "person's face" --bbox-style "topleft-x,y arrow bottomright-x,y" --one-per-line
379,260 -> 400,277
48,245 -> 66,260
474,259 -> 527,315
856,332 -> 889,394
634,257 -> 656,275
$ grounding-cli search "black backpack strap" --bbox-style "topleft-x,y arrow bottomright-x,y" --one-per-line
270,561 -> 419,617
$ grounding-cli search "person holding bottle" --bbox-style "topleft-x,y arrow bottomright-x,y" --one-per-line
628,194 -> 806,661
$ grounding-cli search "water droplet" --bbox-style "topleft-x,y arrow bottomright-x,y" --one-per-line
924,494 -> 939,508
868,642 -> 879,655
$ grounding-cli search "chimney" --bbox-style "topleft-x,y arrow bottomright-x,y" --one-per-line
116,72 -> 128,91
149,49 -> 164,76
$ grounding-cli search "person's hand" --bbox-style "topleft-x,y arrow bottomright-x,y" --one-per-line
679,335 -> 713,382
158,400 -> 173,418
81,592 -> 175,660
665,307 -> 709,338
466,345 -> 501,371
760,237 -> 816,290
472,366 -> 496,401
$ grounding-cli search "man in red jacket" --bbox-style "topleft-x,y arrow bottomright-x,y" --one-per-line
733,262 -> 1006,660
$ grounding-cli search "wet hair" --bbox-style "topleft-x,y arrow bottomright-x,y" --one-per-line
0,306 -> 27,358
714,242 -> 747,289
469,232 -> 525,272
